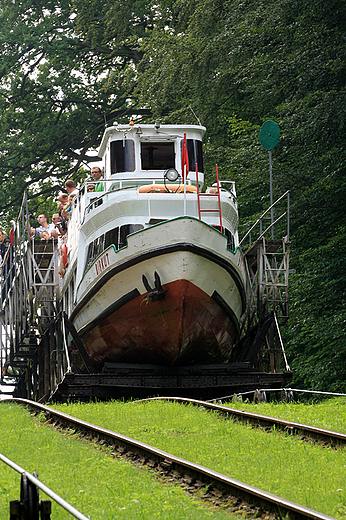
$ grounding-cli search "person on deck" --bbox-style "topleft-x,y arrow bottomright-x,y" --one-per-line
65,180 -> 79,213
58,194 -> 69,228
65,179 -> 79,197
88,166 -> 104,192
0,231 -> 11,259
40,230 -> 51,241
0,230 -> 13,301
52,213 -> 67,236
30,214 -> 55,238
58,193 -> 69,208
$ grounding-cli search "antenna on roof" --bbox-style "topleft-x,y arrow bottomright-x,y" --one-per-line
104,114 -> 108,128
188,106 -> 202,126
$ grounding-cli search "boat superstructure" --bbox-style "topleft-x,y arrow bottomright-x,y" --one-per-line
59,123 -> 247,371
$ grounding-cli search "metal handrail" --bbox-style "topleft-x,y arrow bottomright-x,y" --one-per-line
273,311 -> 290,371
240,190 -> 290,246
256,212 -> 287,241
0,452 -> 89,520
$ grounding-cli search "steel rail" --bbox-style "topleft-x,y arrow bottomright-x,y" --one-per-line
140,397 -> 346,446
240,190 -> 290,245
1,397 -> 338,520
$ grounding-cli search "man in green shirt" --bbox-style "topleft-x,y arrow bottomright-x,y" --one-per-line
91,166 -> 104,192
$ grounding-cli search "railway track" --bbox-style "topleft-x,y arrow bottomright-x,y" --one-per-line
138,397 -> 346,447
2,397 -> 338,520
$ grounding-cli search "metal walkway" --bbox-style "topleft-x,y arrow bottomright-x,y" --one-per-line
239,191 -> 291,374
0,193 -> 66,401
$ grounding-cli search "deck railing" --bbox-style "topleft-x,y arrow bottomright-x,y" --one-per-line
240,190 -> 290,249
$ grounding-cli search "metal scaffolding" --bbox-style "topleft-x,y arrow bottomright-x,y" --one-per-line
0,193 -> 66,400
236,191 -> 291,374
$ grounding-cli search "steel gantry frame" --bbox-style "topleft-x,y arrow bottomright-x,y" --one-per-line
235,191 -> 291,375
0,193 -> 68,401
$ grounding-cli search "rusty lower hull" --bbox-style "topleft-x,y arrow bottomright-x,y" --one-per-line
77,280 -> 239,372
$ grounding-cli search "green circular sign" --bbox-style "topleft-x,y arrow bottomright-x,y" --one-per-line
259,120 -> 280,150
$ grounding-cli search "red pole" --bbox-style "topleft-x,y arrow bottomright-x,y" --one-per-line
196,163 -> 201,219
215,164 -> 223,233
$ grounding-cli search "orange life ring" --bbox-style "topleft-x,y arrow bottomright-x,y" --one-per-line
138,184 -> 197,193
61,243 -> 68,268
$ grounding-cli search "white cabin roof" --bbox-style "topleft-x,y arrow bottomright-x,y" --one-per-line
98,123 -> 206,158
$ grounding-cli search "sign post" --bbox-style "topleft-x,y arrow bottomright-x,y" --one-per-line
259,120 -> 280,238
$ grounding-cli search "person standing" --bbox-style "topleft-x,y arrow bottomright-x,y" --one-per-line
58,193 -> 69,207
0,230 -> 13,301
65,179 -> 79,197
91,166 -> 104,192
30,214 -> 55,237
57,194 -> 70,227
52,213 -> 67,237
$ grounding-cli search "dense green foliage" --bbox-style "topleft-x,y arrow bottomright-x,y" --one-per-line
0,0 -> 345,389
0,0 -> 150,220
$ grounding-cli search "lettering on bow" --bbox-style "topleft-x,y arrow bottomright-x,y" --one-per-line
95,252 -> 110,275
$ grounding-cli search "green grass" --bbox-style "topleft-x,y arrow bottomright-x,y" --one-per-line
0,402 -> 238,520
222,396 -> 346,433
50,398 -> 346,519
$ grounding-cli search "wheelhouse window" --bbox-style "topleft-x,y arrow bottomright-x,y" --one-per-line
141,142 -> 175,170
111,140 -> 135,174
181,139 -> 204,172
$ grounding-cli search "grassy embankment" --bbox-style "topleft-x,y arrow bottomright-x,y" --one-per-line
1,398 -> 346,519
226,397 -> 346,432
51,398 -> 346,519
0,402 -> 236,520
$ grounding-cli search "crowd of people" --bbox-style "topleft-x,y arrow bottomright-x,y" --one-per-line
29,179 -> 80,242
30,167 -> 103,242
0,168 -> 104,290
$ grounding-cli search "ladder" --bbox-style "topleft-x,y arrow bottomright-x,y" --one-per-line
196,164 -> 223,231
0,192 -> 65,400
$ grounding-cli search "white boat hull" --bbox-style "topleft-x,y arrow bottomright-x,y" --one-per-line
71,218 -> 246,370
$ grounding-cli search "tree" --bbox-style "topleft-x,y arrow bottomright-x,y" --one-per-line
1,0 -> 346,389
0,0 -> 151,222
136,0 -> 346,390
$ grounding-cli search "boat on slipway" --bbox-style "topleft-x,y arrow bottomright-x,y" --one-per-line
59,123 -> 247,372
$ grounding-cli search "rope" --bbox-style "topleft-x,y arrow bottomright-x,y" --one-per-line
208,387 -> 346,403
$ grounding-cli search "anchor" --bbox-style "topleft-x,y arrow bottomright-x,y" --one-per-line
142,271 -> 168,302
